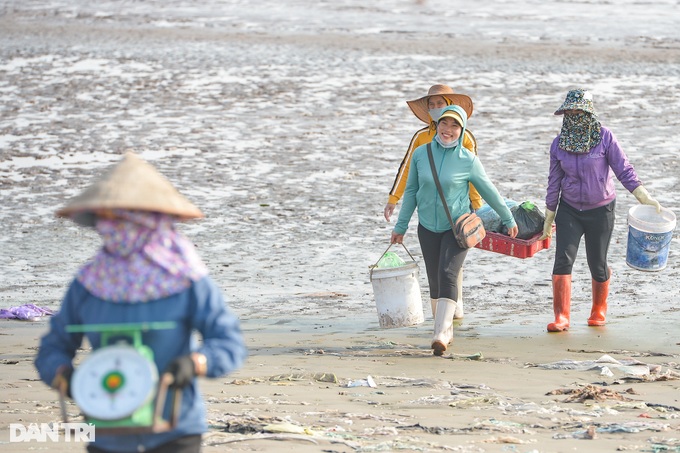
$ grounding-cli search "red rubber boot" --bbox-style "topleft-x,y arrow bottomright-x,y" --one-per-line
547,274 -> 571,332
588,275 -> 610,326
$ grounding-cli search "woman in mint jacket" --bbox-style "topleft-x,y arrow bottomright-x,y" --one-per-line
385,84 -> 480,321
391,105 -> 518,356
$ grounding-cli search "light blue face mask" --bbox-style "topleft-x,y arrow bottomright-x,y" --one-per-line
434,134 -> 460,149
429,107 -> 446,122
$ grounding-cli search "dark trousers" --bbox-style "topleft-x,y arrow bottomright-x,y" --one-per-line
87,434 -> 201,453
418,223 -> 468,300
553,199 -> 615,282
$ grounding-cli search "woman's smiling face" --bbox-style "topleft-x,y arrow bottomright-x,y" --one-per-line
437,117 -> 462,144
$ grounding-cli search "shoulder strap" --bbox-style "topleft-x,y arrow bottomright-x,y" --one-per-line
427,143 -> 456,230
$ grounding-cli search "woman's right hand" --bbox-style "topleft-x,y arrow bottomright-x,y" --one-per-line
384,203 -> 396,222
391,231 -> 404,244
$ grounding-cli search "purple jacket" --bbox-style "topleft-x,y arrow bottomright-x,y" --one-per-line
545,126 -> 642,212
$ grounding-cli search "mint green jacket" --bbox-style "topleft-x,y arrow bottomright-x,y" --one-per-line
394,139 -> 516,235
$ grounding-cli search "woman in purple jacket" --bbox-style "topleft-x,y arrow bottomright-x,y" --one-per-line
540,89 -> 662,332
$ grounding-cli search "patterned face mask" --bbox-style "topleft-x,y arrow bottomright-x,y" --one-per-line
77,210 -> 208,303
558,112 -> 602,154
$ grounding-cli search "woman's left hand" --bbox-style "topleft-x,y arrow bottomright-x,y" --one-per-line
506,226 -> 518,238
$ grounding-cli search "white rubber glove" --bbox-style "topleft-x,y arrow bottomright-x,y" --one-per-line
632,186 -> 661,213
539,208 -> 556,240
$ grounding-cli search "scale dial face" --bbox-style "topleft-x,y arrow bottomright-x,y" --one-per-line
71,345 -> 158,420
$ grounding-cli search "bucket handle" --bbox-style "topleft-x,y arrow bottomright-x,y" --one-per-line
369,242 -> 417,272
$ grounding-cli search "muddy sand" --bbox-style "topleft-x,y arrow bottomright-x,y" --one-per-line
1,2 -> 680,451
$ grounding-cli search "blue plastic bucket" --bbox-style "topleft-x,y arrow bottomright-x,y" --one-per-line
626,205 -> 676,271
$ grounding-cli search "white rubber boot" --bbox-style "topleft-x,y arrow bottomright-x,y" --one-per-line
454,271 -> 464,319
431,298 -> 457,356
430,298 -> 438,319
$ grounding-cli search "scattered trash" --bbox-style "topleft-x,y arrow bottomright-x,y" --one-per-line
600,366 -> 614,377
449,395 -> 504,408
312,372 -> 338,384
532,354 -> 651,375
547,384 -> 638,403
447,351 -> 484,361
346,376 -> 376,388
529,354 -> 680,384
646,403 -> 680,412
263,422 -> 315,435
0,303 -> 53,321
480,435 -> 535,444
268,372 -> 338,384
532,354 -> 625,370
610,401 -> 649,411
473,418 -> 534,435
378,376 -> 448,389
584,425 -> 597,439
648,436 -> 680,449
554,421 -> 671,439
203,432 -> 320,447
567,348 -> 677,358
204,358 -> 677,451
395,423 -> 464,435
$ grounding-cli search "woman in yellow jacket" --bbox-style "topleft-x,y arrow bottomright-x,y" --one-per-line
384,84 -> 480,321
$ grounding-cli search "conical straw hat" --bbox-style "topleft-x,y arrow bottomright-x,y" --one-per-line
56,152 -> 204,226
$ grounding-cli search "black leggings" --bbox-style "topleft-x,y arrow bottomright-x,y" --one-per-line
553,199 -> 615,282
417,224 -> 468,300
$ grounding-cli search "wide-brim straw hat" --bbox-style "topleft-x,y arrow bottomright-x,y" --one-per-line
56,152 -> 204,227
406,84 -> 474,124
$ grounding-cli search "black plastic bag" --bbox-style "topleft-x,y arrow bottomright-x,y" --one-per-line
505,201 -> 545,240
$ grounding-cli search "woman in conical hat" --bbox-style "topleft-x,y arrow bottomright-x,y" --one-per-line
384,84 -> 479,322
36,152 -> 247,453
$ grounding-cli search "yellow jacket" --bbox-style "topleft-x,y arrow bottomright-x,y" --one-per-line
387,127 -> 482,210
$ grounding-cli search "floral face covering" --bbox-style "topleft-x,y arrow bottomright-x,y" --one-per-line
77,210 -> 208,303
558,112 -> 602,154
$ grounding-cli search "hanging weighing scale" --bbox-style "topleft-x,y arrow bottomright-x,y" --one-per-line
60,322 -> 182,435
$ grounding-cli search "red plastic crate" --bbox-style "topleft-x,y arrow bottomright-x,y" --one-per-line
475,228 -> 553,259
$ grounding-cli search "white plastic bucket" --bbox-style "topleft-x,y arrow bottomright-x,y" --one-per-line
370,261 -> 424,329
626,205 -> 676,272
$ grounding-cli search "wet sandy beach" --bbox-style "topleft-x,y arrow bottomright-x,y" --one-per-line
1,1 -> 680,451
